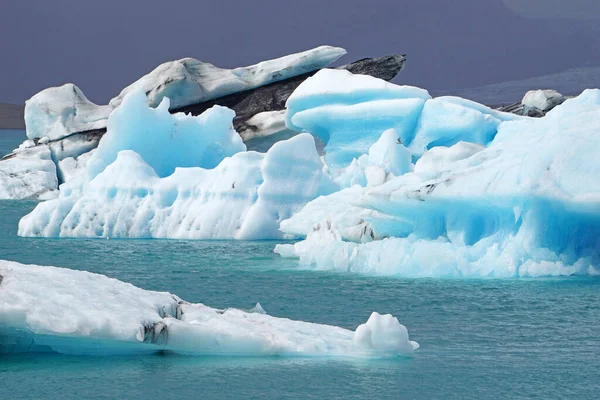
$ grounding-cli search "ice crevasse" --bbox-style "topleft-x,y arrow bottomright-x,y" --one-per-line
0,260 -> 418,358
276,89 -> 600,278
18,90 -> 326,239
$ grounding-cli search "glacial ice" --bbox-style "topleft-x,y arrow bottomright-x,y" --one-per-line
285,69 -> 521,169
0,145 -> 58,200
18,104 -> 324,239
0,260 -> 418,357
25,83 -> 112,141
276,90 -> 600,278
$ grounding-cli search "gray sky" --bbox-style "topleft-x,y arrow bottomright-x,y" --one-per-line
1,0 -> 598,104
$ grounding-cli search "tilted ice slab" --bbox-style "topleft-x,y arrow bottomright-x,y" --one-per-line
23,46 -> 346,143
25,83 -> 112,141
0,260 -> 418,357
285,69 -> 522,169
110,45 -> 347,110
0,144 -> 58,200
276,91 -> 600,278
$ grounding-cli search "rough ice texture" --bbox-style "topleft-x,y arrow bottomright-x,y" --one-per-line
18,131 -> 324,239
285,69 -> 521,169
0,145 -> 58,200
276,90 -> 600,278
25,84 -> 112,141
110,46 -> 347,110
0,260 -> 418,357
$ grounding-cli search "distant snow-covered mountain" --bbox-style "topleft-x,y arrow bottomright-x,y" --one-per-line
435,66 -> 600,105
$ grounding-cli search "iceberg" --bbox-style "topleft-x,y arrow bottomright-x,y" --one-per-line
0,260 -> 418,357
18,90 -> 325,239
276,90 -> 600,278
24,83 -> 112,141
285,69 -> 521,169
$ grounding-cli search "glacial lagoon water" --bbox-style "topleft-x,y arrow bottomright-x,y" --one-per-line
1,131 -> 600,399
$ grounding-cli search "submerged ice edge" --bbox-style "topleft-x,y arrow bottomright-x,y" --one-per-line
0,260 -> 418,358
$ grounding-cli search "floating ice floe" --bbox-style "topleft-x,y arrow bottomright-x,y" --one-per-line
0,260 -> 418,357
276,90 -> 600,278
18,90 -> 325,239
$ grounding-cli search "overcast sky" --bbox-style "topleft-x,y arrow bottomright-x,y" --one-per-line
1,0 -> 598,104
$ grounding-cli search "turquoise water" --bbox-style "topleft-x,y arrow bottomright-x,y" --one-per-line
1,132 -> 600,399
1,201 -> 600,399
0,129 -> 25,156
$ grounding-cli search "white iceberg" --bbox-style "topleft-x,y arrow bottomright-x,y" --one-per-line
24,83 -> 112,141
18,90 -> 325,239
276,90 -> 600,278
0,260 -> 418,357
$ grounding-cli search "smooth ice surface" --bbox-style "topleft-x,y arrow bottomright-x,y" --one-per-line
18,133 -> 324,239
86,90 -> 245,180
276,90 -> 600,277
0,144 -> 58,200
0,260 -> 417,358
285,69 -> 521,168
110,46 -> 347,110
25,84 -> 112,141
